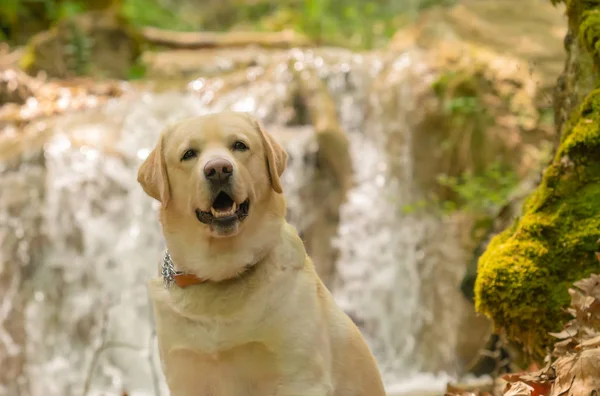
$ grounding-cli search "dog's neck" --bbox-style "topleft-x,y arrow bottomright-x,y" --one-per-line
161,249 -> 260,288
160,216 -> 284,284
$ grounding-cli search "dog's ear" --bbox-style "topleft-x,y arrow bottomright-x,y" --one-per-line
137,131 -> 171,205
255,120 -> 287,194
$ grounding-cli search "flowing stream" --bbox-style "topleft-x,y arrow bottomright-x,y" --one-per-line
0,48 -> 477,395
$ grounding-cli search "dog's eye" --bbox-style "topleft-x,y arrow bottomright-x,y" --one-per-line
181,149 -> 197,161
232,141 -> 248,151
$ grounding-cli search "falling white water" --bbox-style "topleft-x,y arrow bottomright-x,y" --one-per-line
330,52 -> 461,394
1,48 -> 475,396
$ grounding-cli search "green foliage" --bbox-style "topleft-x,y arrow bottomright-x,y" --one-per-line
399,162 -> 518,219
127,61 -> 146,80
277,0 -> 401,48
119,0 -> 194,31
190,0 -> 456,49
0,0 -> 21,25
2,0 -> 457,49
51,0 -> 84,21
437,162 -> 519,214
433,70 -> 493,140
1,0 -> 85,26
0,0 -> 90,45
267,0 -> 452,48
64,18 -> 91,75
444,96 -> 481,115
400,199 -> 429,215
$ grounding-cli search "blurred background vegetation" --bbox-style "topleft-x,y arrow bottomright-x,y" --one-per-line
0,0 -> 456,49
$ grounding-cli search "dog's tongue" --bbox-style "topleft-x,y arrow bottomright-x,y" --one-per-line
210,192 -> 236,218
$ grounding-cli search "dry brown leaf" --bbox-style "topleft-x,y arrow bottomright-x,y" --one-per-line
445,393 -> 478,396
550,348 -> 600,396
549,328 -> 578,340
505,382 -> 534,396
573,274 -> 600,300
569,288 -> 589,314
503,370 -> 553,396
579,335 -> 600,350
446,381 -> 494,396
550,354 -> 577,395
553,337 -> 578,356
522,275 -> 600,396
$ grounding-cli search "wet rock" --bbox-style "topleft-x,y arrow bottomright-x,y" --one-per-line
384,0 -> 570,370
364,36 -> 558,371
21,11 -> 140,79
290,63 -> 354,285
389,0 -> 567,90
0,69 -> 35,106
409,44 -> 554,200
0,70 -> 128,125
142,48 -> 284,80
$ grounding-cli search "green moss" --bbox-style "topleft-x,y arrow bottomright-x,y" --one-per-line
474,89 -> 600,361
580,10 -> 600,74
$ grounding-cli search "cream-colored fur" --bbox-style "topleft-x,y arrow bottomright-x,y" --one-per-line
138,111 -> 386,396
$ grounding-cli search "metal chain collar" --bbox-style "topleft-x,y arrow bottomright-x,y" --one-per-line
161,250 -> 180,289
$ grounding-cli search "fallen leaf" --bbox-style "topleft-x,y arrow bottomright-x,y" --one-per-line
504,381 -> 534,396
504,373 -> 527,383
551,354 -> 578,395
553,337 -> 578,356
503,374 -> 553,396
549,328 -> 578,339
551,348 -> 600,396
503,364 -> 554,396
579,335 -> 600,349
573,274 -> 600,300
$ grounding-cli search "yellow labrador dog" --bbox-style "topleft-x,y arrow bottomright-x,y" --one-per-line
138,111 -> 385,396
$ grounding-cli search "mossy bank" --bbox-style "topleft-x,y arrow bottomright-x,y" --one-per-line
474,0 -> 600,360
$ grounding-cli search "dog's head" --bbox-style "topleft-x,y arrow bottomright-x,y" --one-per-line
138,111 -> 287,239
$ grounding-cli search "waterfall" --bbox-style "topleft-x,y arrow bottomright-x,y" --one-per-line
330,51 -> 468,394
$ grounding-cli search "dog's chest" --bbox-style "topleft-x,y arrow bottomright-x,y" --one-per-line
174,311 -> 276,352
165,341 -> 280,396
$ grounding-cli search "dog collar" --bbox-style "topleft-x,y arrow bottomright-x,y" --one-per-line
161,250 -> 204,289
161,250 -> 256,289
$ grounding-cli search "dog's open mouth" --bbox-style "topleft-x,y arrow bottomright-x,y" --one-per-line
195,192 -> 250,225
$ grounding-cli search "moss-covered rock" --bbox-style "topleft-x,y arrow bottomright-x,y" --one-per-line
475,89 -> 600,360
413,44 -> 555,208
474,0 -> 600,362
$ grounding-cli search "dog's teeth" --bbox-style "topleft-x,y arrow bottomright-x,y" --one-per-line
210,204 -> 237,218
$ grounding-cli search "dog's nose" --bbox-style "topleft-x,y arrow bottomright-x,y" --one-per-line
204,158 -> 233,182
